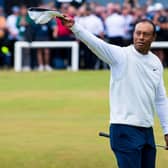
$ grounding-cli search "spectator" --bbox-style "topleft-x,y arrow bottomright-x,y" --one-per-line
16,5 -> 35,71
94,4 -> 109,69
152,3 -> 168,65
34,20 -> 56,71
55,0 -> 85,8
132,6 -> 146,22
129,6 -> 146,41
95,4 -> 108,22
146,4 -> 155,20
6,6 -> 20,41
124,0 -> 139,8
75,3 -> 105,69
6,6 -> 20,66
34,4 -> 56,71
105,3 -> 125,46
0,34 -> 12,68
0,6 -> 12,68
53,3 -> 76,69
122,3 -> 134,46
53,3 -> 75,38
106,2 -> 115,16
0,6 -> 6,30
0,6 -> 7,44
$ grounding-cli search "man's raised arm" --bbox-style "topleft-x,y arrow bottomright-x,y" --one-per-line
61,15 -> 126,66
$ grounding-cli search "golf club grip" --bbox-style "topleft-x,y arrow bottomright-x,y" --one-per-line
99,132 -> 110,138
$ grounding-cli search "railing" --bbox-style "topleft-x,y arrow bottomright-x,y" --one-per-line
151,41 -> 168,48
14,41 -> 79,72
14,41 -> 168,72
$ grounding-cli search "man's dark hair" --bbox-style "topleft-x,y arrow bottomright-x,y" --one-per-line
134,19 -> 156,35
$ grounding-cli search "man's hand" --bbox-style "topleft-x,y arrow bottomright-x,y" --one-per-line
61,15 -> 75,29
164,134 -> 168,150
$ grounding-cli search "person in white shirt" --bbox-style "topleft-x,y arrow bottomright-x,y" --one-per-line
121,3 -> 134,46
75,4 -> 104,69
75,9 -> 104,36
29,10 -> 168,168
105,3 -> 125,46
61,16 -> 168,168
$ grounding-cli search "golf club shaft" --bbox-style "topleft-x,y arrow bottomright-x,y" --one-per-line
99,132 -> 167,149
99,132 -> 110,138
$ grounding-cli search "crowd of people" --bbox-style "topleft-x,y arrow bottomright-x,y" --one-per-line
0,1 -> 168,71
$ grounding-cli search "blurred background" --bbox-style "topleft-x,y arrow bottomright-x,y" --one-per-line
0,0 -> 168,71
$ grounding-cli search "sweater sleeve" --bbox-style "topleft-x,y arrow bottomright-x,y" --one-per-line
70,23 -> 126,66
155,75 -> 168,135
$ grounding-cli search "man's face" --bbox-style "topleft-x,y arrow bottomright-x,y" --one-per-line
133,22 -> 156,54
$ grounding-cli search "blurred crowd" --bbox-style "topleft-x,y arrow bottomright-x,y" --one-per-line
0,0 -> 168,71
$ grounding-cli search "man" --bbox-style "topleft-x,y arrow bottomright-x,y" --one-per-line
29,10 -> 168,168
105,3 -> 125,46
75,4 -> 104,69
62,16 -> 168,168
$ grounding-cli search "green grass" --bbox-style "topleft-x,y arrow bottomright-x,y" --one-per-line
0,70 -> 168,168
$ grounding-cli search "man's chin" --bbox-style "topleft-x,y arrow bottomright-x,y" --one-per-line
135,46 -> 145,54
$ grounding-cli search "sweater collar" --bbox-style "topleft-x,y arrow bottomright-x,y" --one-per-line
131,45 -> 150,57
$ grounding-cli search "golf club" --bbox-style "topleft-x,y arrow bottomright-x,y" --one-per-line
99,131 -> 167,149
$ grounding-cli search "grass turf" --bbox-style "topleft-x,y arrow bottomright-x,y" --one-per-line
0,70 -> 168,168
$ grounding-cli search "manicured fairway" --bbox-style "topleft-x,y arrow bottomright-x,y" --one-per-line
0,70 -> 168,168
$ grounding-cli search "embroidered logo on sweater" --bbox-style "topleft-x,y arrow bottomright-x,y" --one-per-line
153,68 -> 157,71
